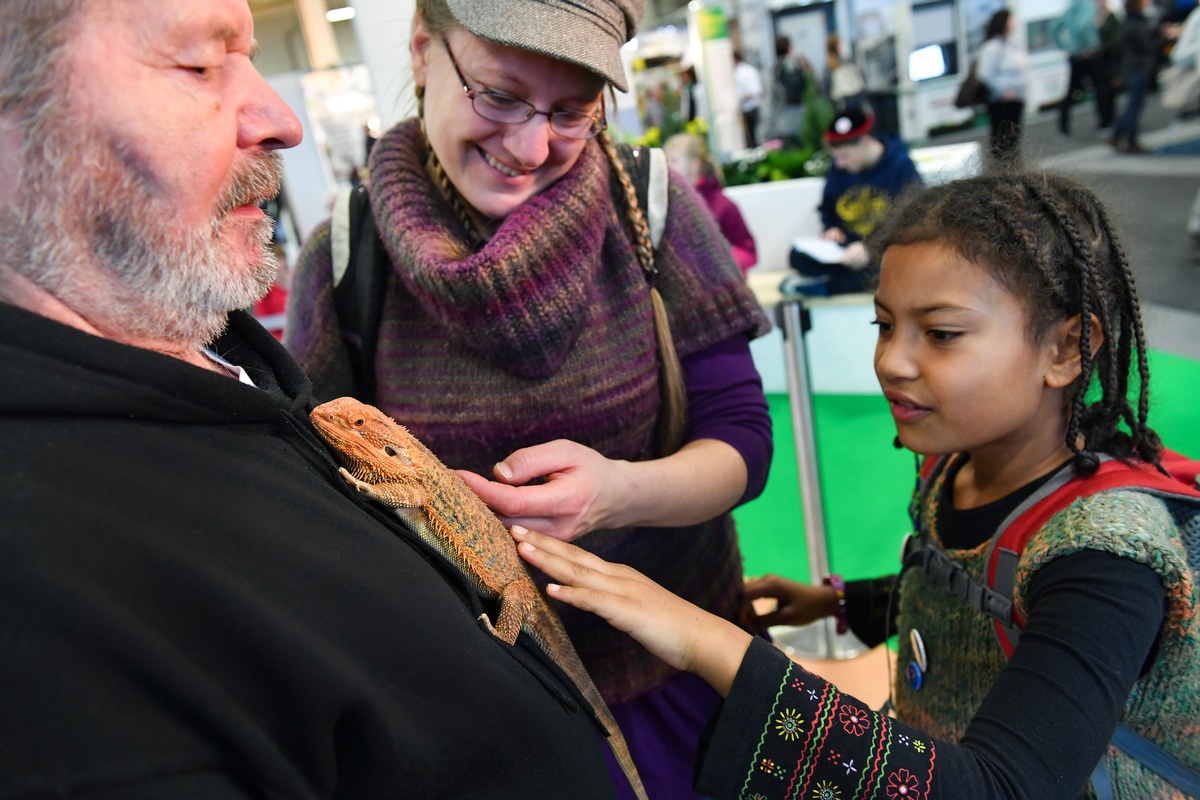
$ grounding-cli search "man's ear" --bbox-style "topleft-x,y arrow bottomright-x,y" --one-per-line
410,13 -> 433,89
1045,313 -> 1104,389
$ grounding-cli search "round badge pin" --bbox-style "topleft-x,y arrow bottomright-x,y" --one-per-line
909,628 -> 928,673
906,661 -> 924,691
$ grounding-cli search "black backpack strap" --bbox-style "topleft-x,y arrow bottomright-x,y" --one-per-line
331,185 -> 388,402
614,143 -> 669,250
904,454 -> 1018,626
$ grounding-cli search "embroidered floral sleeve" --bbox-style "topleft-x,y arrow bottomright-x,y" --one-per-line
697,638 -> 937,800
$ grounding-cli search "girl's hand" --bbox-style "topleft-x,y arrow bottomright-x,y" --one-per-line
512,526 -> 753,696
744,574 -> 839,629
456,440 -> 626,542
821,227 -> 847,244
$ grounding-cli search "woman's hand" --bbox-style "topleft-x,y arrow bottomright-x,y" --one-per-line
744,574 -> 839,629
512,526 -> 752,696
456,439 -> 626,542
821,227 -> 848,244
457,438 -> 747,541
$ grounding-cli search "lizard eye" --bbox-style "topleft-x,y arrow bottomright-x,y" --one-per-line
384,445 -> 398,457
353,418 -> 364,426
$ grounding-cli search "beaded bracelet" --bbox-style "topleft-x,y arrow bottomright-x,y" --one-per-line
823,574 -> 848,634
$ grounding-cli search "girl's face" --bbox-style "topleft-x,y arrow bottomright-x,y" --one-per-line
411,20 -> 606,222
873,241 -> 1075,479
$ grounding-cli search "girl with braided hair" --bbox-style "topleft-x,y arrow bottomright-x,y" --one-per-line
284,1 -> 773,796
513,172 -> 1200,798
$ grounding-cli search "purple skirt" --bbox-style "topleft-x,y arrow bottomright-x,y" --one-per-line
602,669 -> 721,799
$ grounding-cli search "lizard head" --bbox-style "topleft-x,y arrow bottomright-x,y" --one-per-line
309,397 -> 422,481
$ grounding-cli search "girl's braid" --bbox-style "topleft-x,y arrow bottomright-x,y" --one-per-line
979,190 -> 1047,295
1091,194 -> 1161,464
1024,176 -> 1161,469
1021,177 -> 1107,472
596,129 -> 687,456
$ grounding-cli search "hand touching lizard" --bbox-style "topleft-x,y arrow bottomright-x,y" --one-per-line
309,397 -> 648,800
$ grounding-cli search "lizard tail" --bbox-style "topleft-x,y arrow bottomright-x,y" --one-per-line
530,612 -> 649,800
599,708 -> 649,800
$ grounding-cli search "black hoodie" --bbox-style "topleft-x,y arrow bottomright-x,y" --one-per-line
0,303 -> 617,798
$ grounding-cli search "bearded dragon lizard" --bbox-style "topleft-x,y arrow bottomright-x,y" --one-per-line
310,397 -> 648,800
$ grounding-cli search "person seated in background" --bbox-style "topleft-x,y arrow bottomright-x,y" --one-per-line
787,106 -> 921,295
664,132 -> 757,275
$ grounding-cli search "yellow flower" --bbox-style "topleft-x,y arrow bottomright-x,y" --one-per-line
775,709 -> 804,741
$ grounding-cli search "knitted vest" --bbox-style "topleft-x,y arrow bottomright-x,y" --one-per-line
893,465 -> 1200,798
286,119 -> 769,703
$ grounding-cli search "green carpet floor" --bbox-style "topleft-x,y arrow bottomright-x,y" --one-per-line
732,349 -> 1200,583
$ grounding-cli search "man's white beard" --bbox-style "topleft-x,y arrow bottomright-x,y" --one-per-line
2,113 -> 283,350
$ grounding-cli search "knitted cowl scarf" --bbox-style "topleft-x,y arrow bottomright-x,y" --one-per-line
368,119 -> 616,380
290,118 -> 769,701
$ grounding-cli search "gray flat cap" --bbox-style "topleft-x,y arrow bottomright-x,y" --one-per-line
447,0 -> 644,92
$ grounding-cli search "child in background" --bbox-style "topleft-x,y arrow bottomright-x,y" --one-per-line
514,172 -> 1200,798
664,132 -> 757,275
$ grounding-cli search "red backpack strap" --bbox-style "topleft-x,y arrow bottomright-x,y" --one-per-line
987,457 -> 1200,657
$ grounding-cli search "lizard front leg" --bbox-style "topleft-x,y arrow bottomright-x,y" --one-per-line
481,578 -> 540,646
338,467 -> 427,508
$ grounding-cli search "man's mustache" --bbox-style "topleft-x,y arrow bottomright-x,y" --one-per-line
214,152 -> 284,219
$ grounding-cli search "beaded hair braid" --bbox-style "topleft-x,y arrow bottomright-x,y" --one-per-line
873,172 -> 1161,474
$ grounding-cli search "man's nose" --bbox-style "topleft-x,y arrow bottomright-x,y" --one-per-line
237,62 -> 303,151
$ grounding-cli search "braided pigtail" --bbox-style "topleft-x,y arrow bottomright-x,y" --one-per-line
1022,178 -> 1105,472
1023,175 -> 1161,470
415,84 -> 487,252
597,130 -> 687,457
1091,193 -> 1161,465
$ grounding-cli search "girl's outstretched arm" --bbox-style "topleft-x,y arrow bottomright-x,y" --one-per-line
511,525 -> 753,696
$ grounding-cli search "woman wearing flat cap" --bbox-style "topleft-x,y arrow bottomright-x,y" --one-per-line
286,1 -> 773,795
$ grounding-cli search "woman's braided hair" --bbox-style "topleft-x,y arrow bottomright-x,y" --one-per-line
871,171 -> 1161,474
413,0 -> 687,455
597,126 -> 688,456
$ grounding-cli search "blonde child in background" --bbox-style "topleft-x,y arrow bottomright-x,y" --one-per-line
515,172 -> 1200,799
664,132 -> 757,276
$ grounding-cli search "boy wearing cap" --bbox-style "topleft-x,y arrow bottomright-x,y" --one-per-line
789,107 -> 922,294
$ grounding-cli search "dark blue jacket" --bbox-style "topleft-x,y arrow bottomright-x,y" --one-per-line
819,136 -> 922,243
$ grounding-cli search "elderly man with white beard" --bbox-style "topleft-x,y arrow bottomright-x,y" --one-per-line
0,2 -> 626,796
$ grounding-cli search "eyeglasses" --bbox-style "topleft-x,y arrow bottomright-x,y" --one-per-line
441,38 -> 606,141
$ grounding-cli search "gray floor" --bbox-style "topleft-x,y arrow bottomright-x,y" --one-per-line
917,94 -> 1200,360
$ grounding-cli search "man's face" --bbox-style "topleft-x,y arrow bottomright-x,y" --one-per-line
5,0 -> 301,349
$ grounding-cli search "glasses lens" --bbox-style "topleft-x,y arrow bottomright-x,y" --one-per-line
550,111 -> 602,139
472,91 -> 534,125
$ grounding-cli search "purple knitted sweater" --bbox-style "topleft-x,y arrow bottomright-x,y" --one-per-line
286,119 -> 770,701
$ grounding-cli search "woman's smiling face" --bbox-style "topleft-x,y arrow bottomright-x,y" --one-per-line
411,19 -> 606,222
